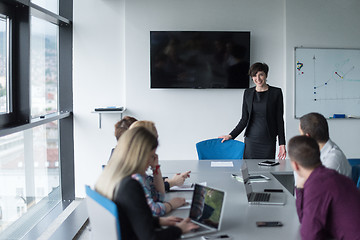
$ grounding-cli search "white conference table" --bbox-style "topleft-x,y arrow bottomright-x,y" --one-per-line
161,159 -> 300,240
161,159 -> 294,175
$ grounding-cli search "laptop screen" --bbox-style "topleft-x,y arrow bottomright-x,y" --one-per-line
241,163 -> 253,196
241,162 -> 250,183
189,184 -> 225,230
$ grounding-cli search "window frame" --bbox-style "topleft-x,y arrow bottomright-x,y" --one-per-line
0,1 -> 18,128
0,0 -> 74,239
0,13 -> 12,114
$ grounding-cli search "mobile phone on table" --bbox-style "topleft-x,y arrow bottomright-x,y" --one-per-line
201,234 -> 232,239
264,188 -> 283,192
258,160 -> 280,166
256,221 -> 283,227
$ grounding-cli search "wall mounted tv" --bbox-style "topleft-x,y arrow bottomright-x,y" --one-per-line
150,31 -> 250,89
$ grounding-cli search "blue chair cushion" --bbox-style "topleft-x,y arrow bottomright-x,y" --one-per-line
196,138 -> 245,160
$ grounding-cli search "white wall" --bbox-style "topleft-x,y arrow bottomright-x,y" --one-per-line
285,0 -> 360,158
73,0 -> 360,196
124,0 -> 285,160
73,0 -> 126,196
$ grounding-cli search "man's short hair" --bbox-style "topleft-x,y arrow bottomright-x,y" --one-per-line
288,135 -> 321,169
300,112 -> 329,143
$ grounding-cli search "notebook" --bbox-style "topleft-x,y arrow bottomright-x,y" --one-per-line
181,184 -> 226,239
241,163 -> 286,206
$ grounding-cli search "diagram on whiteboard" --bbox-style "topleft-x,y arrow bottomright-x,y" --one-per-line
295,48 -> 360,118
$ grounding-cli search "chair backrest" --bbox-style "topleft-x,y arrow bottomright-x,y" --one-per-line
196,138 -> 245,160
348,159 -> 360,185
85,185 -> 121,240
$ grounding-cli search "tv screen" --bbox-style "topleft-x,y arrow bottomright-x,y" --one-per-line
150,31 -> 250,89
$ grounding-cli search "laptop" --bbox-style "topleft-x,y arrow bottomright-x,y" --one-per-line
241,163 -> 286,206
181,184 -> 226,239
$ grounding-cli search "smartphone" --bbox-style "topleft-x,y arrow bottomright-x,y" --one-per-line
201,234 -> 232,239
264,189 -> 283,193
256,221 -> 283,227
258,160 -> 280,166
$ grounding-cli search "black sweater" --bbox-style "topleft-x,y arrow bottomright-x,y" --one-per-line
113,176 -> 182,240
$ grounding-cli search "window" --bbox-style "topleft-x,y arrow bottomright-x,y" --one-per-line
0,14 -> 10,114
31,0 -> 59,14
0,121 -> 60,232
0,0 -> 73,239
30,16 -> 58,118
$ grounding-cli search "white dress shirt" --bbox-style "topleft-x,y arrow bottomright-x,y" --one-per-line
320,139 -> 352,178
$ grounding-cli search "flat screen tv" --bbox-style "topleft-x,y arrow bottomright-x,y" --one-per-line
150,31 -> 250,89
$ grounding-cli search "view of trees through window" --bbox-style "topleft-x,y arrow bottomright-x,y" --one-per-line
30,16 -> 58,118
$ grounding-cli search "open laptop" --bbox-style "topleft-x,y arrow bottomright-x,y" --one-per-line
181,184 -> 226,239
241,162 -> 286,206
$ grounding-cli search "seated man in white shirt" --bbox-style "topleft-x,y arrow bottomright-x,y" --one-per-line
299,112 -> 352,178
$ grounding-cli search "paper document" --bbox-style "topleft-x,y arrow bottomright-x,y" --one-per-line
211,161 -> 234,167
170,184 -> 194,191
170,182 -> 207,191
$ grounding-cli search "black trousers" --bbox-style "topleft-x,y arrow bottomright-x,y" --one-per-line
243,137 -> 276,159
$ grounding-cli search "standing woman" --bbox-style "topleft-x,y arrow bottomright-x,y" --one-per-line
95,127 -> 198,239
219,62 -> 286,159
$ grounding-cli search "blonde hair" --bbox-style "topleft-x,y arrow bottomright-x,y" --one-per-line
129,120 -> 158,138
95,127 -> 158,199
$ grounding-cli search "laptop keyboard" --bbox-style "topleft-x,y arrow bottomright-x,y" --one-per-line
192,224 -> 210,232
181,223 -> 213,238
253,192 -> 271,202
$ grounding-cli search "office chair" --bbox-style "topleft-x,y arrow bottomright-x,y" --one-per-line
348,159 -> 360,186
196,138 -> 245,160
85,185 -> 121,240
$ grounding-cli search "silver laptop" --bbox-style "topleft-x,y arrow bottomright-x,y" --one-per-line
181,184 -> 226,239
241,162 -> 286,205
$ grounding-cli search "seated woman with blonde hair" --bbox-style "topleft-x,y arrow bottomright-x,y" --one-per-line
129,120 -> 191,216
95,127 -> 198,239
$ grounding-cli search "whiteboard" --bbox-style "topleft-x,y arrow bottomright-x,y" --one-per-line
295,47 -> 360,118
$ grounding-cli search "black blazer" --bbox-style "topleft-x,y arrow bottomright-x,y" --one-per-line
229,85 -> 286,145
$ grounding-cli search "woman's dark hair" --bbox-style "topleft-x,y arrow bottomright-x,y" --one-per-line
114,116 -> 138,140
288,135 -> 321,169
248,62 -> 269,77
300,112 -> 329,143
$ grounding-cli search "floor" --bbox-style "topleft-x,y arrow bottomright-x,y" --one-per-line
73,220 -> 91,240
